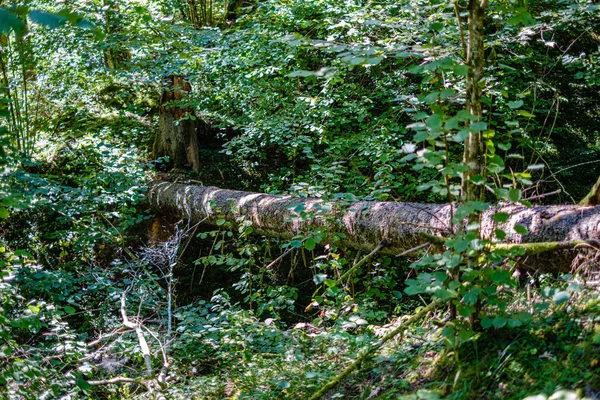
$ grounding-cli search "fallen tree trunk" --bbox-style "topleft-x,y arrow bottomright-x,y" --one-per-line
147,181 -> 600,272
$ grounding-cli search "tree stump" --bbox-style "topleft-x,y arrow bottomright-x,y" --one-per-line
153,75 -> 208,171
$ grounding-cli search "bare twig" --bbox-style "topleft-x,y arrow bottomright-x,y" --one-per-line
396,242 -> 431,257
265,247 -> 294,269
523,189 -> 561,201
337,240 -> 387,284
120,292 -> 153,377
87,377 -> 140,386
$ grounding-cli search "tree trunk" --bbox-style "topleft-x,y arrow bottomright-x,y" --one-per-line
153,75 -> 208,171
461,0 -> 487,205
147,181 -> 600,273
103,0 -> 131,70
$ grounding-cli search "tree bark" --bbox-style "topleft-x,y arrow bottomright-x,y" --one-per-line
153,75 -> 209,171
147,181 -> 600,273
461,0 -> 487,205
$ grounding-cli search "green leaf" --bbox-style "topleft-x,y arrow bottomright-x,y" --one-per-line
470,121 -> 487,132
304,238 -> 316,251
288,70 -> 315,77
492,316 -> 507,328
429,22 -> 444,31
516,110 -> 535,118
290,240 -> 303,248
453,239 -> 469,252
29,10 -> 67,28
453,64 -> 468,76
452,130 -> 469,142
0,8 -> 25,34
458,329 -> 474,341
493,212 -> 510,223
313,274 -> 327,285
76,378 -> 90,390
514,225 -> 529,235
64,306 -> 76,314
552,291 -> 570,304
490,269 -> 510,284
324,279 -> 337,288
414,131 -> 428,142
508,188 -> 521,203
508,100 -> 524,109
480,317 -> 492,329
0,206 -> 8,219
426,114 -> 443,130
365,57 -> 383,65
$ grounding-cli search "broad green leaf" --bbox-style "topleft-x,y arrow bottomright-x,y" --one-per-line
552,291 -> 570,304
304,237 -> 316,251
493,212 -> 510,223
29,10 -> 67,28
452,130 -> 469,142
64,306 -> 76,314
492,316 -> 507,328
365,57 -> 383,65
508,188 -> 521,203
470,121 -> 487,132
458,329 -> 474,341
426,114 -> 442,130
288,70 -> 316,77
453,64 -> 468,76
481,317 -> 492,329
0,206 -> 8,219
429,22 -> 443,31
0,8 -> 25,34
313,274 -> 327,285
516,110 -> 535,118
491,269 -> 510,284
324,279 -> 337,288
508,100 -> 524,109
414,131 -> 428,142
514,225 -> 528,235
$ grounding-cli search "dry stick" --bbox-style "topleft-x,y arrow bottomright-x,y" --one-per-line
396,242 -> 431,257
265,247 -> 294,269
309,300 -> 440,400
337,240 -> 386,285
87,377 -> 140,386
120,293 -> 168,400
523,189 -> 561,202
120,293 -> 153,377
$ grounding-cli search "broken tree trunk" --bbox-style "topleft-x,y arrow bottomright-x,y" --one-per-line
147,181 -> 600,273
153,76 -> 212,171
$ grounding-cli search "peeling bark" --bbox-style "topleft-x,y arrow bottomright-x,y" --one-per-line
147,181 -> 600,272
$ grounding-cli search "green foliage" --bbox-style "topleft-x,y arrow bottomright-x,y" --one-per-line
0,0 -> 599,399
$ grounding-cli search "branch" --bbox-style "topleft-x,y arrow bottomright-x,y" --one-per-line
87,377 -> 141,386
453,1 -> 467,57
120,292 -> 153,377
491,239 -> 599,256
337,240 -> 386,284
